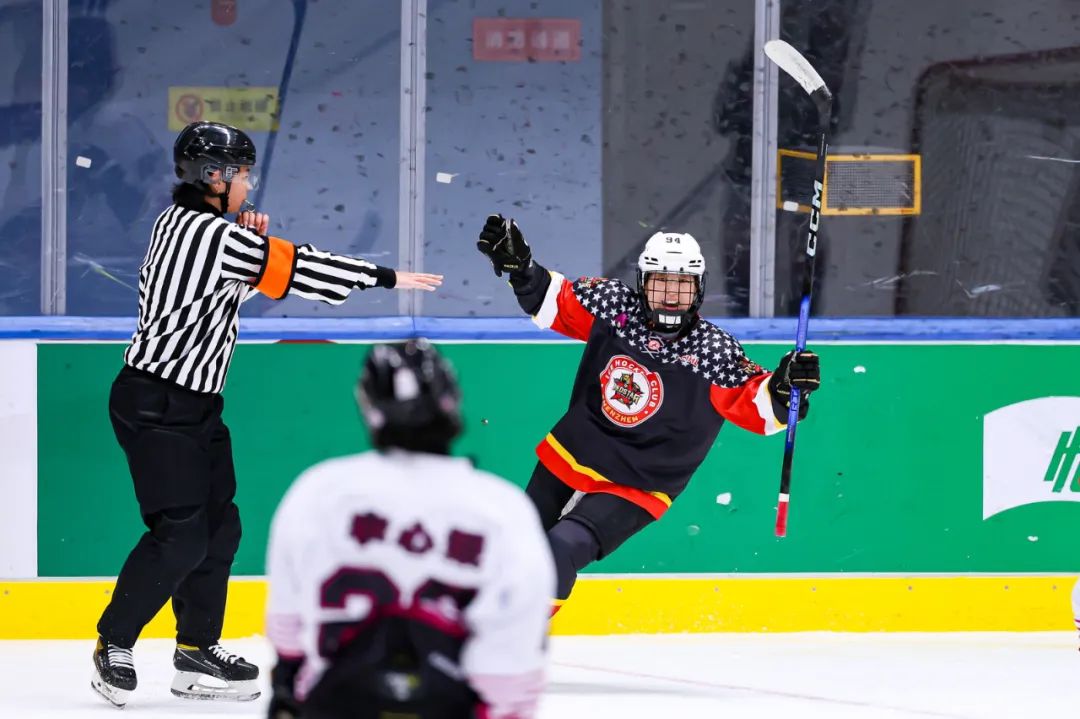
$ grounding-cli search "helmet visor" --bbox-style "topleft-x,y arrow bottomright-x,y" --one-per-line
199,164 -> 259,190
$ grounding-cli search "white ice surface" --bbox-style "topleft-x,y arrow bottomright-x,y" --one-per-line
1,632 -> 1076,718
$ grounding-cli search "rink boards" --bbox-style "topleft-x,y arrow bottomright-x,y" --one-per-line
0,574 -> 1073,638
1,323 -> 1079,636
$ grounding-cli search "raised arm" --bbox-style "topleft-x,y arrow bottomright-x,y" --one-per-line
221,211 -> 441,303
476,214 -> 631,341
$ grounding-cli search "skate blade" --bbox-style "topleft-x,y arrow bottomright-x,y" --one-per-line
170,671 -> 260,702
91,674 -> 131,708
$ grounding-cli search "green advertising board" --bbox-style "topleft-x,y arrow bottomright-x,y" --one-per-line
37,341 -> 1080,578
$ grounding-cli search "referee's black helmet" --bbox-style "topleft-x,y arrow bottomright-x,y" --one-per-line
173,121 -> 256,187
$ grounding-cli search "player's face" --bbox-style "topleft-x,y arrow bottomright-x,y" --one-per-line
644,272 -> 697,312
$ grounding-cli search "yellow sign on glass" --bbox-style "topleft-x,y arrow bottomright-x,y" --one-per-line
168,87 -> 279,132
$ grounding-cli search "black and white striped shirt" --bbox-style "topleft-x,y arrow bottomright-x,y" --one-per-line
123,201 -> 394,393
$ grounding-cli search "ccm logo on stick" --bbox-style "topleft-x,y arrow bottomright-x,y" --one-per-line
806,180 -> 823,257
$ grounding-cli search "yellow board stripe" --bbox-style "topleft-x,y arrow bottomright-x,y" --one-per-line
0,579 -> 268,641
0,576 -> 1071,639
550,576 -> 1072,634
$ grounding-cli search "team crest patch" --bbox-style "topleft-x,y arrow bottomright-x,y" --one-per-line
599,355 -> 663,427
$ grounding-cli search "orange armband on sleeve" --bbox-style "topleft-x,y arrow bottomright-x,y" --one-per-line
254,236 -> 297,300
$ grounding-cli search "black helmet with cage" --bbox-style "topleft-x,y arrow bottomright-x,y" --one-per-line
356,338 -> 464,454
173,121 -> 256,213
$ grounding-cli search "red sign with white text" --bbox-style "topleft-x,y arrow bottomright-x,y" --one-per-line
473,18 -> 581,62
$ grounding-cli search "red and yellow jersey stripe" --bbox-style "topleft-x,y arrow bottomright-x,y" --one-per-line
536,433 -> 673,520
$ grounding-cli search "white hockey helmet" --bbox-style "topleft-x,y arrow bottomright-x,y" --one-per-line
636,232 -> 707,334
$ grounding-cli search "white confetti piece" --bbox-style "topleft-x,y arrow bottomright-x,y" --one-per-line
75,156 -> 92,168
716,492 -> 732,505
782,200 -> 800,212
435,172 -> 456,184
1027,536 -> 1039,542
853,366 -> 866,374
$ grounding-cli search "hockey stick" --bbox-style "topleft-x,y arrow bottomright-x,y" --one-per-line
251,0 -> 307,211
763,40 -> 832,537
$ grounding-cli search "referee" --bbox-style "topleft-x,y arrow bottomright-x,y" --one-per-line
91,121 -> 442,708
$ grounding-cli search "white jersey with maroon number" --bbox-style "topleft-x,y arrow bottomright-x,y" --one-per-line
266,451 -> 555,719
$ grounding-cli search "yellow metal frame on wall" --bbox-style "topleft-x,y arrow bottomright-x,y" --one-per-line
777,150 -> 922,216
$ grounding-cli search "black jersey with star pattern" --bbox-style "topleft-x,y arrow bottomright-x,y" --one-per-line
515,264 -> 781,516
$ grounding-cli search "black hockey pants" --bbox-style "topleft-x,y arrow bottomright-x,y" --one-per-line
525,462 -> 654,601
97,366 -> 241,649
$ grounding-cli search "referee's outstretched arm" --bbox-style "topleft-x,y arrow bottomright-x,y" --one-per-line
222,215 -> 441,303
124,121 -> 443,395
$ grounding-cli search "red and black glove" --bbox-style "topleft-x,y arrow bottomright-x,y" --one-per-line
768,350 -> 820,422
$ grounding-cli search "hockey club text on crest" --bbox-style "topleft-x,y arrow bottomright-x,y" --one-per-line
599,355 -> 664,427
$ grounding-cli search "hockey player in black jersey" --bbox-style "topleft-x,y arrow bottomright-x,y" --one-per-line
477,215 -> 820,613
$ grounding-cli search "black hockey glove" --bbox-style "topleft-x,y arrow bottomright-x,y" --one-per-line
768,350 -> 820,421
267,691 -> 301,719
267,657 -> 303,719
477,214 -> 532,277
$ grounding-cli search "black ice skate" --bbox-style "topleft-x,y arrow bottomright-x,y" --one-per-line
171,643 -> 261,701
91,638 -> 137,708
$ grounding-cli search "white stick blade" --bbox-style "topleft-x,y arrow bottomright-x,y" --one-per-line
764,39 -> 826,96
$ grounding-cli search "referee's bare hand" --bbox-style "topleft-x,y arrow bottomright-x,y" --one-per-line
394,272 -> 443,291
237,211 -> 270,236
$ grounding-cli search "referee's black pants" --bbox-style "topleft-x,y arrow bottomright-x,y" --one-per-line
97,366 -> 242,649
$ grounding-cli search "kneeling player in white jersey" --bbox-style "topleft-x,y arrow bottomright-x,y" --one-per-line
265,339 -> 555,719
